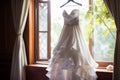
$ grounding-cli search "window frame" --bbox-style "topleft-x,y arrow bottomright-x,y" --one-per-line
34,0 -> 51,61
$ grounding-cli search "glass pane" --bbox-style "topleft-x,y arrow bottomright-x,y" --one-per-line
93,25 -> 116,62
39,3 -> 48,31
39,32 -> 48,59
93,0 -> 116,62
51,0 -> 89,55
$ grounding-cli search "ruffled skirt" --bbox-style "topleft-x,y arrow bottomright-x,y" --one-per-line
46,48 -> 98,80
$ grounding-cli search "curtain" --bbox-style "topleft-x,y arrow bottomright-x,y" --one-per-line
10,0 -> 29,80
103,0 -> 120,80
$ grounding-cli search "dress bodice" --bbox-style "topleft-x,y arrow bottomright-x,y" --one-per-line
63,9 -> 79,26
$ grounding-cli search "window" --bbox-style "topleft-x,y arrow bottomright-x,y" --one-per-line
93,0 -> 116,62
34,0 -> 116,67
34,0 -> 51,61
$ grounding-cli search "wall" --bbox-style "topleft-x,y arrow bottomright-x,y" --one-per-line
0,0 -> 15,80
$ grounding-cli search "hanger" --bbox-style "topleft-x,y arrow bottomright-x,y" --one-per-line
60,0 -> 82,8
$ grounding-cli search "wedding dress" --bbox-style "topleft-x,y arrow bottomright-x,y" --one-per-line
46,9 -> 98,80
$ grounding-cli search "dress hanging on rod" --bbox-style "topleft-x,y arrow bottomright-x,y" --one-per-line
46,2 -> 98,80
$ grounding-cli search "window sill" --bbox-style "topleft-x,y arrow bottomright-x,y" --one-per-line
96,68 -> 113,73
26,64 -> 113,80
27,64 -> 48,68
27,63 -> 113,73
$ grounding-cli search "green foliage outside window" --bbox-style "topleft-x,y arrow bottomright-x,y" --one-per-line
84,0 -> 116,62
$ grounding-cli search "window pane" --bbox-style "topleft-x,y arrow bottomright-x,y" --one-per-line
93,0 -> 116,62
39,3 -> 48,31
93,25 -> 116,62
50,0 -> 63,54
39,32 -> 48,59
51,0 -> 89,55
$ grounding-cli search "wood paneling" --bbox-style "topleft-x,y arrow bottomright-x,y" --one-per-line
26,65 -> 112,80
97,71 -> 112,80
26,65 -> 49,80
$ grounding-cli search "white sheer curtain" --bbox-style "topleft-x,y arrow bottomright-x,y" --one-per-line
104,0 -> 120,80
10,0 -> 29,80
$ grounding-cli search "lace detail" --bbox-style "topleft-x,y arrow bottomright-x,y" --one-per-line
46,9 -> 98,80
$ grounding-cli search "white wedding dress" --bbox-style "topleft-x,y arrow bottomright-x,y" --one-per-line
46,9 -> 98,80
